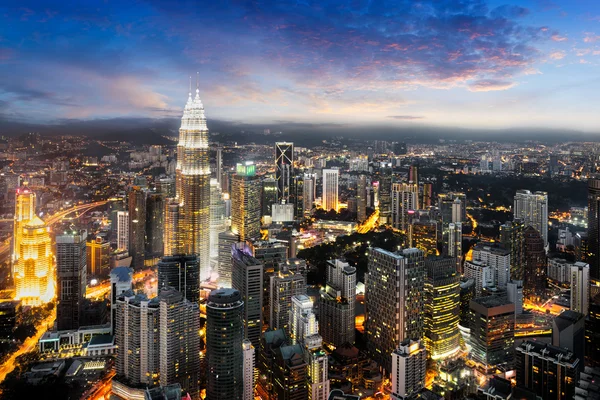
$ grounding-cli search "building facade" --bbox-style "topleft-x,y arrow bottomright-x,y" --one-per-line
56,229 -> 87,331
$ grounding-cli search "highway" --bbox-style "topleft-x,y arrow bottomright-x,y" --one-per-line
0,308 -> 56,385
357,209 -> 379,234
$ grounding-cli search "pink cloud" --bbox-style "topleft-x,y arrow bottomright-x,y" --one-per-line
583,33 -> 600,43
549,51 -> 566,60
468,80 -> 517,92
551,34 -> 567,42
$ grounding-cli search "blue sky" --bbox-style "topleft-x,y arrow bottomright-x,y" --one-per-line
1,0 -> 599,131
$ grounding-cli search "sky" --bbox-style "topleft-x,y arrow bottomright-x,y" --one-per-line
1,0 -> 600,132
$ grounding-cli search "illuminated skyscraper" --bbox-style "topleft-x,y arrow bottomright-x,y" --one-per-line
232,245 -> 263,349
356,174 -> 367,222
570,262 -> 590,315
303,173 -> 316,217
523,226 -> 546,301
163,199 -> 180,257
588,179 -> 600,280
424,257 -> 460,360
322,169 -> 339,212
391,340 -> 426,400
128,186 -> 146,269
173,82 -> 211,280
157,254 -> 200,303
391,182 -> 419,231
13,187 -> 36,265
261,177 -> 278,217
243,339 -> 255,400
116,211 -> 129,251
365,247 -> 425,373
145,192 -> 164,257
408,221 -> 438,257
86,236 -> 110,278
275,142 -> 294,203
514,189 -> 548,246
56,228 -> 87,331
270,266 -> 306,336
231,162 -> 261,241
209,178 -> 227,259
14,215 -> 53,306
319,259 -> 356,348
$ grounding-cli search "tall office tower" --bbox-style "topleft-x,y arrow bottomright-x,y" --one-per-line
356,174 -> 367,222
513,189 -> 548,245
409,165 -> 419,184
174,84 -> 211,279
553,310 -> 585,375
322,168 -> 339,212
232,245 -> 264,349
469,296 -> 515,372
291,173 -> 305,218
272,203 -> 295,222
588,179 -> 600,280
273,343 -> 308,399
206,288 -> 245,400
438,193 -> 467,224
269,266 -> 306,336
145,192 -> 164,257
303,173 -> 317,217
447,222 -> 462,270
115,288 -> 200,398
499,219 -> 525,280
157,254 -> 200,303
242,339 -> 255,400
86,236 -> 110,278
365,247 -> 425,373
319,260 -> 356,348
56,229 -> 87,331
586,302 -> 600,368
290,295 -> 330,400
110,266 -> 132,335
390,339 -> 427,400
570,262 -> 590,315
215,146 -> 223,186
471,243 -> 511,289
451,198 -> 462,223
408,221 -> 438,257
128,186 -> 146,268
158,177 -> 176,198
217,230 -> 239,287
231,162 -> 261,241
14,215 -> 53,306
391,182 -> 419,231
163,199 -> 180,257
507,280 -> 524,314
275,142 -> 294,203
515,341 -> 579,400
117,211 -> 129,251
523,226 -> 547,301
261,177 -> 278,217
423,257 -> 460,360
12,187 -> 36,265
209,178 -> 227,259
464,260 -> 494,297
259,330 -> 288,395
422,182 -> 433,208
459,279 -> 475,328
377,167 -> 393,223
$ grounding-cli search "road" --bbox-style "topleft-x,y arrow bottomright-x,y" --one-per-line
358,209 -> 379,234
83,370 -> 115,400
86,268 -> 155,300
0,308 -> 56,384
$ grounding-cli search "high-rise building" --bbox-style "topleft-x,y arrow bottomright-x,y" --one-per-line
570,262 -> 590,315
115,288 -> 200,397
319,260 -> 356,348
206,288 -> 245,400
128,186 -> 146,268
163,199 -> 180,257
173,85 -> 211,279
523,226 -> 547,301
209,178 -> 227,259
463,260 -> 493,297
408,220 -> 438,257
499,219 -> 525,281
365,247 -> 425,373
303,173 -> 316,217
391,339 -> 427,400
157,254 -> 200,303
471,243 -> 511,289
507,280 -> 524,314
513,190 -> 548,245
269,266 -> 306,337
588,179 -> 600,280
275,142 -> 294,203
110,266 -> 132,335
116,210 -> 129,251
290,295 -> 330,400
424,257 -> 460,360
56,229 -> 87,331
232,245 -> 264,349
422,182 -> 433,209
145,192 -> 164,257
438,193 -> 467,224
356,174 -> 367,222
273,343 -> 308,399
231,162 -> 261,241
447,222 -> 462,270
515,341 -> 579,400
243,339 -> 255,400
12,187 -> 36,266
261,177 -> 278,217
158,177 -> 176,198
586,301 -> 600,368
14,215 -> 53,306
469,296 -> 515,372
86,236 -> 110,278
322,169 -> 339,212
215,146 -> 223,186
217,230 -> 239,287
391,182 -> 419,231
552,310 -> 585,375
272,203 -> 295,222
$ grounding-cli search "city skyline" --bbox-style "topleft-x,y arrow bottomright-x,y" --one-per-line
0,1 -> 599,132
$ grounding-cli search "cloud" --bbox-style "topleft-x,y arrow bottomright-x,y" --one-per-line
549,51 -> 566,60
551,34 -> 568,42
387,115 -> 425,120
468,80 -> 517,92
583,33 -> 600,43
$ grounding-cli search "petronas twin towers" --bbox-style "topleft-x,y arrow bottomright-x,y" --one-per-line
164,83 -> 211,280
